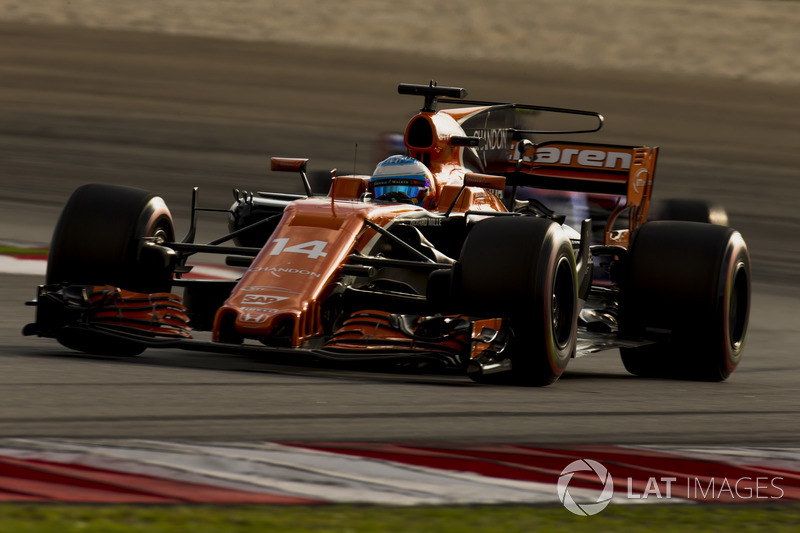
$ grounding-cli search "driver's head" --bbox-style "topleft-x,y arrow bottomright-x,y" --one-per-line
369,155 -> 433,206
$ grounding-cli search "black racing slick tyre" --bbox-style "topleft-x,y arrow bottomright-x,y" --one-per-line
456,217 -> 578,386
619,221 -> 750,381
47,184 -> 176,293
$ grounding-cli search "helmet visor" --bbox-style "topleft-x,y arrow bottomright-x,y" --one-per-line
372,177 -> 427,203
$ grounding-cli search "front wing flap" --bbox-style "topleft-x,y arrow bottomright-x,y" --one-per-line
25,284 -> 652,371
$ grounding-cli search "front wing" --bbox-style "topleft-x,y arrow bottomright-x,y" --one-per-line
25,283 -> 650,373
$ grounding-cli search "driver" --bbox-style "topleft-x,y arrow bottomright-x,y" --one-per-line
369,155 -> 435,208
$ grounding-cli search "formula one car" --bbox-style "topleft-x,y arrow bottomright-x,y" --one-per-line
24,82 -> 751,385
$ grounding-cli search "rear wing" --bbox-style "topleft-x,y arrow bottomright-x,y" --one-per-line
442,101 -> 604,176
399,84 -> 657,245
510,141 -> 659,246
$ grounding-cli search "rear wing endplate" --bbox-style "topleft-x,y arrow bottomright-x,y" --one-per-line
509,141 -> 659,244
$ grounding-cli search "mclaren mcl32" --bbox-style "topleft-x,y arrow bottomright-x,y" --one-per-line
25,83 -> 750,386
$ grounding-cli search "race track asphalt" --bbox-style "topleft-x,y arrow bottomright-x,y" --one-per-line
1,23 -> 799,445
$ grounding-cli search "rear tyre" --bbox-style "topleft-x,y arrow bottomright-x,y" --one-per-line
620,221 -> 750,381
47,184 -> 175,293
649,198 -> 728,226
456,217 -> 577,386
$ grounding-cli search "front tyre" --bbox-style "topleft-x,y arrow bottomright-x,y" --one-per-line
620,221 -> 750,381
456,217 -> 578,386
45,184 -> 176,356
47,184 -> 175,293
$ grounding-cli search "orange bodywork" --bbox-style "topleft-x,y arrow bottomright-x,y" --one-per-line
212,101 -> 657,348
88,286 -> 191,338
214,197 -> 419,345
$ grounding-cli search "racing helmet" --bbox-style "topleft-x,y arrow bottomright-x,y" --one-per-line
369,155 -> 433,206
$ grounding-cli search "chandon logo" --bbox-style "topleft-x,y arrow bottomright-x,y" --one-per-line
471,128 -> 509,151
557,459 -> 614,516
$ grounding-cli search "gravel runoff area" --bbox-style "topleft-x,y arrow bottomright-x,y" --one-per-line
1,0 -> 799,86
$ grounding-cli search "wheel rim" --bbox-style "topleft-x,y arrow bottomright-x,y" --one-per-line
728,261 -> 749,350
552,256 -> 576,350
151,225 -> 170,244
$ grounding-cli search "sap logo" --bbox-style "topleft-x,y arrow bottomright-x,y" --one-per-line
242,294 -> 289,305
535,147 -> 632,170
240,313 -> 269,324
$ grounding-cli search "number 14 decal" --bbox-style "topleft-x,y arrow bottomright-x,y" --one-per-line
268,238 -> 328,259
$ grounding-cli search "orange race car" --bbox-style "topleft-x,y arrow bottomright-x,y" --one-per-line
24,83 -> 750,385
